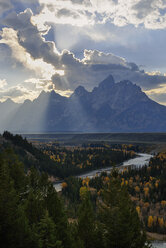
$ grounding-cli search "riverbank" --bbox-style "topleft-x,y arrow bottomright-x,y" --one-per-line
54,152 -> 153,192
147,232 -> 166,241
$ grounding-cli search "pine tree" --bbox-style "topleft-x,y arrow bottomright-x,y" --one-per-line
45,184 -> 72,248
38,211 -> 62,248
77,190 -> 96,248
98,168 -> 147,248
0,153 -> 38,248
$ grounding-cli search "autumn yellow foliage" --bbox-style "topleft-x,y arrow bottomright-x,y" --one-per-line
161,200 -> 166,208
135,186 -> 140,193
148,216 -> 153,228
62,182 -> 67,189
136,206 -> 140,215
80,186 -> 89,199
158,217 -> 164,228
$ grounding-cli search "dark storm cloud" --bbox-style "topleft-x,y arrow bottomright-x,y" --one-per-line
0,0 -> 13,15
3,9 -> 61,67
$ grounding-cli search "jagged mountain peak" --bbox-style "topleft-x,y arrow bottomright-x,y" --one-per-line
38,90 -> 47,96
35,90 -> 64,103
24,99 -> 32,105
38,90 -> 58,97
118,79 -> 141,89
3,98 -> 15,104
1,98 -> 20,108
71,85 -> 88,97
98,74 -> 115,90
50,90 -> 59,97
116,79 -> 148,101
1,75 -> 166,132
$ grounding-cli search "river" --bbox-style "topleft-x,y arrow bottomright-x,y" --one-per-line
54,153 -> 153,192
54,153 -> 166,247
152,242 -> 166,248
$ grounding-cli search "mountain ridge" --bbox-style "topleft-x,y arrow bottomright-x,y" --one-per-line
1,75 -> 166,132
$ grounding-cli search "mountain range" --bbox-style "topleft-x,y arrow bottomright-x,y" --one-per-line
1,75 -> 166,133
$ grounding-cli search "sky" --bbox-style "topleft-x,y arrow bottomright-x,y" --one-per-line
0,0 -> 166,104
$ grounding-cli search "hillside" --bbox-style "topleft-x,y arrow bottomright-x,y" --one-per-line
1,132 -> 135,179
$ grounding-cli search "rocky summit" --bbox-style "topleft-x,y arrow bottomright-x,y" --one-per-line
1,75 -> 166,132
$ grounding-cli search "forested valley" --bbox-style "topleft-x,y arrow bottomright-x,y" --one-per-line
0,132 -> 165,247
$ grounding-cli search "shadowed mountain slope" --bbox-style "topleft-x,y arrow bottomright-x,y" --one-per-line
1,75 -> 166,132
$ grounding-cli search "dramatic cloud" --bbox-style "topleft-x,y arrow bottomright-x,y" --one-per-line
0,85 -> 32,103
32,0 -> 166,29
2,7 -> 166,101
0,77 -> 52,103
3,9 -> 60,66
50,48 -> 166,94
0,79 -> 7,89
82,50 -> 128,66
0,0 -> 166,105
144,83 -> 166,105
15,0 -> 39,3
0,27 -> 57,80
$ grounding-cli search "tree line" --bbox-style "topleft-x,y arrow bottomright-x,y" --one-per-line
0,147 -> 151,248
2,131 -> 135,178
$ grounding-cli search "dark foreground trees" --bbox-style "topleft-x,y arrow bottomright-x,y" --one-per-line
98,170 -> 147,248
0,149 -> 71,248
74,169 -> 150,248
0,148 -> 150,248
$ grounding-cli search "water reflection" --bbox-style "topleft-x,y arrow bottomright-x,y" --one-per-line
152,242 -> 166,248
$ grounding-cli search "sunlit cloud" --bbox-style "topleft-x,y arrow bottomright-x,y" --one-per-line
145,84 -> 166,105
145,71 -> 163,76
0,84 -> 37,103
0,79 -> 7,89
55,70 -> 65,76
32,5 -> 94,28
145,84 -> 166,95
0,0 -> 166,105
82,49 -> 128,67
0,27 -> 56,80
55,89 -> 73,97
0,76 -> 72,103
32,0 -> 166,29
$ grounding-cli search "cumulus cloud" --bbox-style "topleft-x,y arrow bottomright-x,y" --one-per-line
0,85 -> 33,103
4,11 -> 165,93
2,7 -> 166,99
50,48 -> 166,92
145,84 -> 166,105
0,77 -> 72,103
1,3 -> 166,105
0,79 -> 7,89
32,0 -> 166,29
82,49 -> 128,66
0,77 -> 52,103
14,0 -> 39,3
0,27 -> 57,80
3,9 -> 60,65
